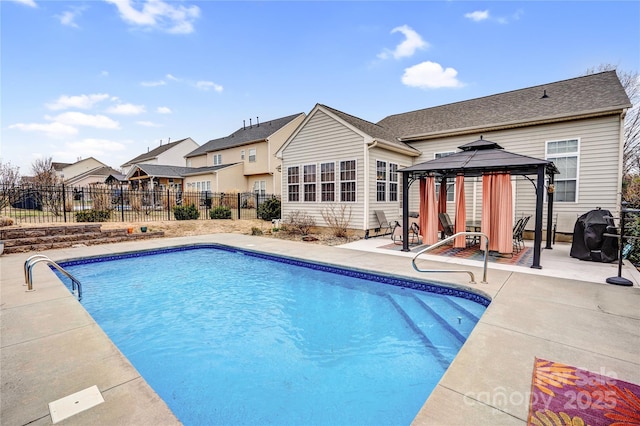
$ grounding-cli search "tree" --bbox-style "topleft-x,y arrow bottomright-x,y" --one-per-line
30,157 -> 64,215
0,161 -> 20,187
31,157 -> 59,186
584,65 -> 639,176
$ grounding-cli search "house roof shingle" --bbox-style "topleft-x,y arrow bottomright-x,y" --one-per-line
127,163 -> 235,179
186,113 -> 303,158
122,138 -> 192,167
377,70 -> 631,140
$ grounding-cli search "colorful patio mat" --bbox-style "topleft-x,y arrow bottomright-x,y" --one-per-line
378,241 -> 534,267
528,358 -> 640,425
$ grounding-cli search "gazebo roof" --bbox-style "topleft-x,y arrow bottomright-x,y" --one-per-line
400,137 -> 559,178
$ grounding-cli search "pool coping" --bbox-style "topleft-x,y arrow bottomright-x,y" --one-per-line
1,233 -> 639,425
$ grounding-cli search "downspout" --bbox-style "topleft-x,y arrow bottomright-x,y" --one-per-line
364,140 -> 375,231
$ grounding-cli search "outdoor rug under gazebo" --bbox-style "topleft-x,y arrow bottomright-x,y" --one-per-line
379,242 -> 534,267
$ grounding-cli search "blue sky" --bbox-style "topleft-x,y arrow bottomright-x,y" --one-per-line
1,0 -> 639,176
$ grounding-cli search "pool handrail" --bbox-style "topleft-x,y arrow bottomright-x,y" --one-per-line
412,232 -> 489,284
24,255 -> 82,299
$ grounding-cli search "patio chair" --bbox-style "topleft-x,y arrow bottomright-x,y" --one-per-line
392,220 -> 421,245
553,213 -> 577,244
373,210 -> 399,237
512,217 -> 525,252
438,213 -> 455,238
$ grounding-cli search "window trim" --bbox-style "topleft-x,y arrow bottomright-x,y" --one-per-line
320,161 -> 336,202
213,154 -> 222,166
546,138 -> 580,203
287,166 -> 300,202
303,163 -> 317,202
248,148 -> 256,162
376,160 -> 387,202
339,159 -> 357,203
389,162 -> 399,202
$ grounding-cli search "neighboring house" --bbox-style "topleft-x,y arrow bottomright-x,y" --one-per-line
65,166 -> 123,187
61,158 -> 108,183
277,71 -> 631,234
121,137 -> 199,176
52,162 -> 71,180
184,113 -> 306,195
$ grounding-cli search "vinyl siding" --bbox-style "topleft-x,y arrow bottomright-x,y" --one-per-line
408,115 -> 622,232
368,146 -> 413,229
281,110 -> 366,229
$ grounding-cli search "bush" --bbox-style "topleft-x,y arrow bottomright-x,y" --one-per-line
173,204 -> 200,220
75,210 -> 111,222
321,204 -> 352,238
284,211 -> 316,235
251,226 -> 263,235
209,205 -> 232,219
257,197 -> 281,221
0,216 -> 15,227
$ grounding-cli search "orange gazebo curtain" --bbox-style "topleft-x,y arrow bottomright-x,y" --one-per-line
438,177 -> 447,232
481,172 -> 513,254
419,176 -> 439,245
453,174 -> 466,248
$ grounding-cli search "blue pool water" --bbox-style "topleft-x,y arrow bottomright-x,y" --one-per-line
57,245 -> 488,425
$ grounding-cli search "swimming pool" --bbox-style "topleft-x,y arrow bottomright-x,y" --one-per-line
57,244 -> 488,425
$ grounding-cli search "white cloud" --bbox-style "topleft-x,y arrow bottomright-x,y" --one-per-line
195,81 -> 223,92
166,73 -> 179,81
465,10 -> 490,22
378,25 -> 428,60
57,7 -> 86,28
105,0 -> 200,34
8,0 -> 37,7
46,93 -> 110,110
48,112 -> 120,129
156,106 -> 172,114
401,61 -> 464,89
9,122 -> 78,138
137,121 -> 163,127
141,80 -> 166,87
106,103 -> 146,115
100,70 -> 109,77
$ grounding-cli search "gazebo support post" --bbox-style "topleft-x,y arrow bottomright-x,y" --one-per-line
545,173 -> 555,249
532,165 -> 545,269
401,171 -> 410,252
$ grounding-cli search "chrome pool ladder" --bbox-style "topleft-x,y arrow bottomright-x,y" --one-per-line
412,232 -> 489,284
24,254 -> 82,299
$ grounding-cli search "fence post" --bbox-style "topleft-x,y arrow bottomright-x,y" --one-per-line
255,193 -> 260,220
237,193 -> 241,220
167,189 -> 171,221
62,183 -> 67,223
120,184 -> 125,222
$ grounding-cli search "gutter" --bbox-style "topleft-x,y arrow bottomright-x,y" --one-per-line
399,107 -> 631,142
368,139 -> 421,156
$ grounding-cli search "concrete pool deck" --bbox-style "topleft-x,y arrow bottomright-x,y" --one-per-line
1,234 -> 639,425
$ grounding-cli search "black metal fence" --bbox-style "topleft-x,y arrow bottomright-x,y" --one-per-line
0,184 -> 280,224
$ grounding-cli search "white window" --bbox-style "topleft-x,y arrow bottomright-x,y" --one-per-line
376,160 -> 386,202
253,180 -> 266,196
546,139 -> 579,202
287,166 -> 300,202
340,160 -> 356,202
303,164 -> 317,202
389,163 -> 398,202
213,154 -> 222,165
249,148 -> 256,162
241,150 -> 245,160
320,162 -> 335,202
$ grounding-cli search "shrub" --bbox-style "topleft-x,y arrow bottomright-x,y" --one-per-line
257,197 -> 281,221
251,226 -> 263,235
321,204 -> 352,238
75,210 -> 111,222
209,205 -> 232,219
0,216 -> 14,227
284,211 -> 316,235
173,204 -> 200,220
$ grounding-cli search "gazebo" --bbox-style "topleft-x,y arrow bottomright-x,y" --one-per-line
399,137 -> 559,269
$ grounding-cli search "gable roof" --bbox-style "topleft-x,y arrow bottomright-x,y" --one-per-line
378,70 -> 631,141
65,166 -> 122,184
125,163 -> 236,179
186,113 -> 304,158
122,138 -> 193,167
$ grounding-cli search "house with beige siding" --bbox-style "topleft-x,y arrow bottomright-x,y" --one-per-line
121,137 -> 199,176
60,157 -> 108,183
277,71 -> 631,236
184,113 -> 305,195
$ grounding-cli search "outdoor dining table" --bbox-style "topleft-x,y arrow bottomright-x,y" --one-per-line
465,220 -> 482,246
